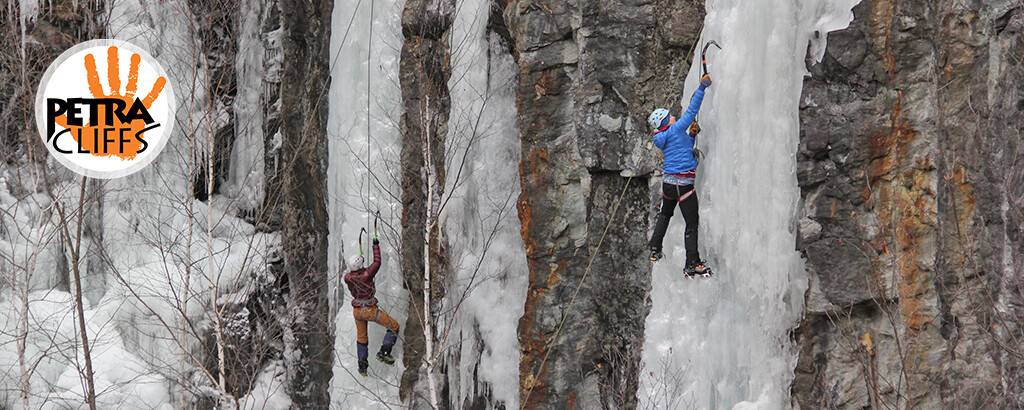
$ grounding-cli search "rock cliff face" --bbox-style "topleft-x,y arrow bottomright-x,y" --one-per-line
13,0 -> 1024,407
277,0 -> 334,406
795,0 -> 1024,407
2,1 -> 106,161
506,0 -> 703,407
398,0 -> 454,403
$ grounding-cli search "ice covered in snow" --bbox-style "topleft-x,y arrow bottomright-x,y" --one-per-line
1,0 -> 286,407
640,0 -> 860,408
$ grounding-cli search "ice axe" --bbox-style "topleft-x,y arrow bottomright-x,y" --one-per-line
693,40 -> 720,164
358,227 -> 367,259
701,40 -> 722,77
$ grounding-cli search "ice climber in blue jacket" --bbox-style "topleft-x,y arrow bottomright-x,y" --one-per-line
648,73 -> 712,277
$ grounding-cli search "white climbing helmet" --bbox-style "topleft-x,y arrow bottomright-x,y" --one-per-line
348,255 -> 364,271
648,108 -> 670,130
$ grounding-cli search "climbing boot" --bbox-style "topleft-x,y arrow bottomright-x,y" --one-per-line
684,260 -> 712,278
358,359 -> 369,376
650,247 -> 664,262
376,350 -> 395,365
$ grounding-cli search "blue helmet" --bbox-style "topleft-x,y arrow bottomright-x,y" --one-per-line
648,108 -> 670,130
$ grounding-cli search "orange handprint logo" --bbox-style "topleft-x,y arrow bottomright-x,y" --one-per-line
46,46 -> 167,160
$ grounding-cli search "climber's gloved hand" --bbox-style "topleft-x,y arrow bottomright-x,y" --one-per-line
689,121 -> 701,136
700,74 -> 712,87
373,238 -> 379,245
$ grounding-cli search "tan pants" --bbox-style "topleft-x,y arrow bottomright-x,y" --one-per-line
354,306 -> 400,344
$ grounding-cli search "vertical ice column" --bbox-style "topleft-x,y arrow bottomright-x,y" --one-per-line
641,0 -> 859,408
443,0 -> 527,407
224,0 -> 267,211
328,0 -> 407,406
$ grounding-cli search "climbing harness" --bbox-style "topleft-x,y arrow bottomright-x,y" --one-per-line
662,171 -> 697,193
664,186 -> 696,203
353,298 -> 379,307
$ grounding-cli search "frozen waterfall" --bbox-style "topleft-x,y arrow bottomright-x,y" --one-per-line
641,0 -> 860,408
327,0 -> 408,405
327,0 -> 526,406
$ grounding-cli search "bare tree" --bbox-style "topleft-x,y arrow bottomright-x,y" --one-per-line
50,176 -> 98,410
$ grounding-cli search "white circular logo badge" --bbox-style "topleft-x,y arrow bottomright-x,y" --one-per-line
35,39 -> 176,179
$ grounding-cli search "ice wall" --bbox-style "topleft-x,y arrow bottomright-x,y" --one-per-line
641,0 -> 859,408
442,0 -> 526,406
327,0 -> 527,406
327,0 -> 408,406
222,0 -> 267,211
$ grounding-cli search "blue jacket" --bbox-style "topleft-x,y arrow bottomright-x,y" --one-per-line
654,85 -> 706,174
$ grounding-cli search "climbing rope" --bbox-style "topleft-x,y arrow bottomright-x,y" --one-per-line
366,0 -> 374,235
521,175 -> 635,408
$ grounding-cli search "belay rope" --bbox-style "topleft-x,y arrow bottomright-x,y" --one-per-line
693,40 -> 721,163
365,0 -> 374,237
360,0 -> 376,269
520,176 -> 635,408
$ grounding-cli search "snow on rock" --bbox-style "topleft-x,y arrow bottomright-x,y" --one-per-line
1,0 -> 287,406
238,361 -> 291,410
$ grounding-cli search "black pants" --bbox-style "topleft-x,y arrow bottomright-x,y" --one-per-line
649,182 -> 700,266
